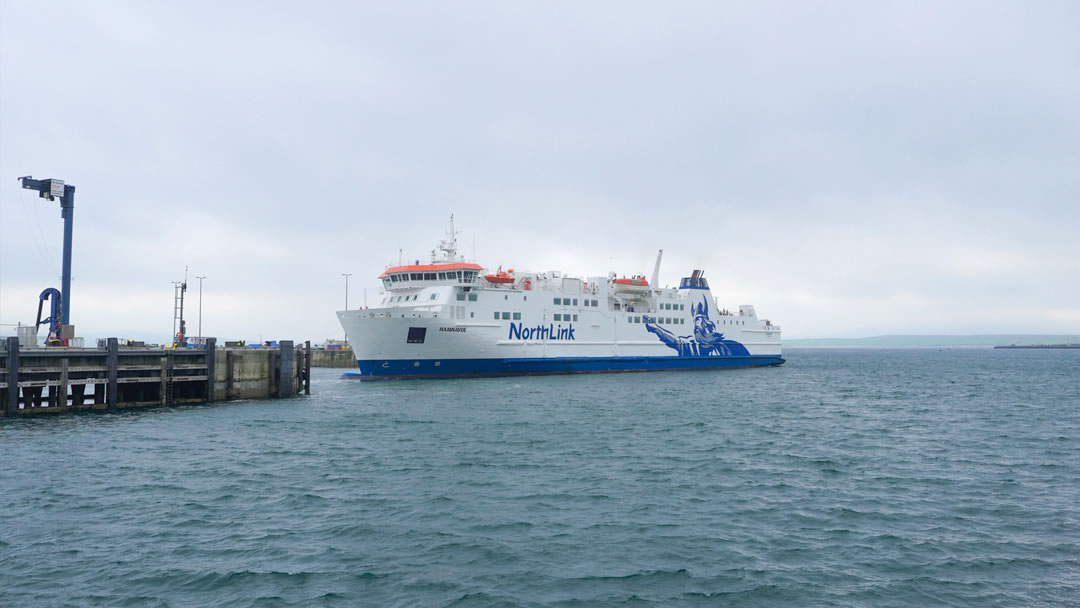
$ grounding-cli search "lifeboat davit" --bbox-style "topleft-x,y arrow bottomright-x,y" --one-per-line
484,271 -> 515,284
614,276 -> 649,293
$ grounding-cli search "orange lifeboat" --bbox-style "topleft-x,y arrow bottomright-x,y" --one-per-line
613,275 -> 649,293
484,271 -> 515,284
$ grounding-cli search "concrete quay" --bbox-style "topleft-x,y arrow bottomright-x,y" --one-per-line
1,337 -> 311,417
310,348 -> 355,368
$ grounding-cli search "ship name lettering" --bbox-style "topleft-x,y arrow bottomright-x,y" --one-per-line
439,327 -> 466,333
508,322 -> 575,341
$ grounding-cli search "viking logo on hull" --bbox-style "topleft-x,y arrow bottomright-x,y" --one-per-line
644,296 -> 749,357
508,322 -> 575,341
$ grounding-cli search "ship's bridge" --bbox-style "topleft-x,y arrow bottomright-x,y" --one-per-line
380,263 -> 482,290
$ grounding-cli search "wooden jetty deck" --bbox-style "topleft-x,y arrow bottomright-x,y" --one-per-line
1,337 -> 311,416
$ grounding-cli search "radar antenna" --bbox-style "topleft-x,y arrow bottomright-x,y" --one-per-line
435,214 -> 463,262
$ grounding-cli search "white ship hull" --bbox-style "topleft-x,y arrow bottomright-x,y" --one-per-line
338,219 -> 782,379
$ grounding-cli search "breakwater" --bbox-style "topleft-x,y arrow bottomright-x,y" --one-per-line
1,337 -> 311,416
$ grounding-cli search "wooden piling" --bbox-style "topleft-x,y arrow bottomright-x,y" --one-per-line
304,340 -> 311,395
107,337 -> 118,411
205,338 -> 216,402
59,359 -> 69,408
6,336 -> 19,415
278,341 -> 294,398
164,350 -> 175,405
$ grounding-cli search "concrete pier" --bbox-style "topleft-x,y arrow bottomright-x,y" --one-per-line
310,348 -> 355,368
0,337 -> 312,416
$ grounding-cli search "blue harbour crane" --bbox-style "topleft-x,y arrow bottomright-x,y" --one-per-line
18,176 -> 76,345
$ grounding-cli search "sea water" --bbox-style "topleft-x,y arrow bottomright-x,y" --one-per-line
2,348 -> 1077,607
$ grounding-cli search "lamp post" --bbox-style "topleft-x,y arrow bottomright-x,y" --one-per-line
342,273 -> 352,345
196,276 -> 206,338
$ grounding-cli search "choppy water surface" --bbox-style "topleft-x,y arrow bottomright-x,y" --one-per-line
2,348 -> 1078,607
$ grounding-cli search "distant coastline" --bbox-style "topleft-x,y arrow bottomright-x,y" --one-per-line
993,343 -> 1080,349
787,334 -> 1080,348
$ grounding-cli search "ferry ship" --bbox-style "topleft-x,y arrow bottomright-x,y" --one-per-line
337,217 -> 783,379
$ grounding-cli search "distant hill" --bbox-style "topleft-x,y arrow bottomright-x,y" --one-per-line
787,334 -> 1080,347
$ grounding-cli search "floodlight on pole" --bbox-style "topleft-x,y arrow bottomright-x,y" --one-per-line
196,276 -> 206,338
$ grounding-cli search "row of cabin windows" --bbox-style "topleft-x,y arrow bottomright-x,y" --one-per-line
553,297 -> 602,307
456,292 -> 479,301
629,316 -> 685,325
387,270 -> 478,285
661,303 -> 684,311
382,293 -> 442,304
491,311 -> 578,322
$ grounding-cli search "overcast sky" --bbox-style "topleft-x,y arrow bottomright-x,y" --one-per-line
2,1 -> 1077,342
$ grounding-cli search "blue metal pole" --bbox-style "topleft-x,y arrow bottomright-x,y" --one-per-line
60,184 -> 75,326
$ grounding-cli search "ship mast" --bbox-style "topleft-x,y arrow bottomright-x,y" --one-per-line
434,214 -> 463,263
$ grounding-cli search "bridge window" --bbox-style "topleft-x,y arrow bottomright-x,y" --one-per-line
410,273 -> 422,280
424,272 -> 436,280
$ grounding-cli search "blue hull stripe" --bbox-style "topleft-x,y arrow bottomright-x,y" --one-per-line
344,355 -> 785,380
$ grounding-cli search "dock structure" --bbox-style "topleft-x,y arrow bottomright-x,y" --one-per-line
1,338 -> 312,417
310,348 -> 355,368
